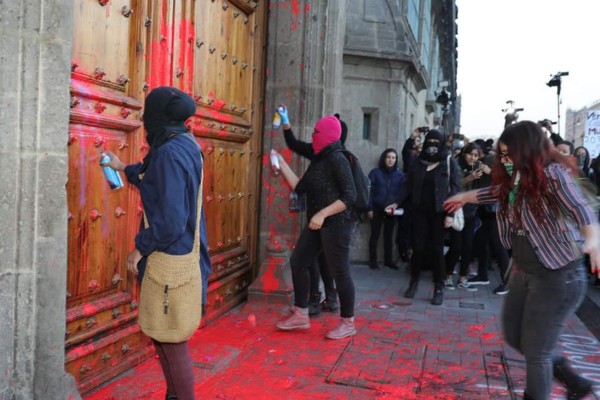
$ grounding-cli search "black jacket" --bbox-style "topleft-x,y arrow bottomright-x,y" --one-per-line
295,142 -> 357,225
395,156 -> 461,215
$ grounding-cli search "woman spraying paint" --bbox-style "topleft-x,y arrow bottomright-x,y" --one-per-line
274,111 -> 358,340
102,87 -> 206,400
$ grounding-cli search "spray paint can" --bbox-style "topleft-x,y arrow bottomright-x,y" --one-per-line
272,110 -> 282,130
100,152 -> 124,190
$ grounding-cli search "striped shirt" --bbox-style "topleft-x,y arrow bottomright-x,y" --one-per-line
475,163 -> 596,269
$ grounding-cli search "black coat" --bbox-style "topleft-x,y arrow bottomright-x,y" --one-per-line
395,156 -> 461,215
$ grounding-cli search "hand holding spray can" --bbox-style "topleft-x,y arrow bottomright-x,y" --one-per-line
272,106 -> 286,129
100,152 -> 124,190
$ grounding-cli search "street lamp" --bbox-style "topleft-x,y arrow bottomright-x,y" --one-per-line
546,71 -> 569,135
502,100 -> 524,127
435,81 -> 452,134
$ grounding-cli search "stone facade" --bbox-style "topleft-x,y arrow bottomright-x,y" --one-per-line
0,1 -> 81,399
339,0 -> 459,260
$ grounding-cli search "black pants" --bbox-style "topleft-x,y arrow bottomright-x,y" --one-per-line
290,221 -> 356,318
368,210 -> 396,263
308,252 -> 336,298
444,216 -> 476,277
396,202 -> 412,254
476,217 -> 509,282
409,210 -> 446,284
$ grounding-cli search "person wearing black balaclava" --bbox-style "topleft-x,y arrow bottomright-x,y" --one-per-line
103,86 -> 206,400
385,129 -> 461,306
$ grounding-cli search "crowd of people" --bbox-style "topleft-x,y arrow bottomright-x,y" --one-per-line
109,93 -> 600,399
270,107 -> 600,399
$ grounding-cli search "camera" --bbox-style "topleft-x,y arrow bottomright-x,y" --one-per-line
473,161 -> 482,171
418,126 -> 429,133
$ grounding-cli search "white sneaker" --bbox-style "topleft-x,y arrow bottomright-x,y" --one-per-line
326,317 -> 357,340
457,279 -> 477,292
276,306 -> 310,330
444,277 -> 455,290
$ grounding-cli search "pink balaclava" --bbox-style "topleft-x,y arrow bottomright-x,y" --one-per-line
312,116 -> 342,154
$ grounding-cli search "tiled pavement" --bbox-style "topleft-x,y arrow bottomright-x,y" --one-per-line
85,263 -> 600,399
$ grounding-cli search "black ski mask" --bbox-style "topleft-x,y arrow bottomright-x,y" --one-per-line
140,87 -> 196,173
420,129 -> 446,163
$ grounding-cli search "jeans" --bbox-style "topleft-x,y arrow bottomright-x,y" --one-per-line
502,259 -> 587,399
290,221 -> 356,318
475,216 -> 509,282
369,210 -> 397,263
444,216 -> 476,277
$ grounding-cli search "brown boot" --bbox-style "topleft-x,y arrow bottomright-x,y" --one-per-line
276,306 -> 310,330
326,317 -> 357,340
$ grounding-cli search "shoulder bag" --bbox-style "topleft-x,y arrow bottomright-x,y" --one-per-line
137,171 -> 204,343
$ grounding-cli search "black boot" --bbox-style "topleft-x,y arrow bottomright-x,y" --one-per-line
431,283 -> 443,306
553,357 -> 593,400
404,279 -> 418,298
321,289 -> 339,312
308,292 -> 322,317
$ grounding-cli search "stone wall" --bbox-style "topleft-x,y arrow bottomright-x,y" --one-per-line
0,1 -> 80,399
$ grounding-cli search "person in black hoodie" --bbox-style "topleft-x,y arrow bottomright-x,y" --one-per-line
275,113 -> 358,340
367,149 -> 405,270
277,108 -> 348,315
386,129 -> 461,305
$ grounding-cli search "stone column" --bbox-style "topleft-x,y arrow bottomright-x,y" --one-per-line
251,1 -> 346,303
0,1 -> 80,399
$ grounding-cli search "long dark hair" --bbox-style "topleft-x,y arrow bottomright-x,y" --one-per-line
378,148 -> 398,169
491,120 -> 578,224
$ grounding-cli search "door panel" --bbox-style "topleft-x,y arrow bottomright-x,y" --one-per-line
67,0 -> 266,393
67,0 -> 150,393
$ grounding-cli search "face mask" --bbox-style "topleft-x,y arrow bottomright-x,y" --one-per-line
424,145 -> 438,156
503,163 -> 514,176
577,154 -> 586,168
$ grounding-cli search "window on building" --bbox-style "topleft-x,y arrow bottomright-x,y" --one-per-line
407,0 -> 420,41
363,113 -> 372,140
362,108 -> 379,143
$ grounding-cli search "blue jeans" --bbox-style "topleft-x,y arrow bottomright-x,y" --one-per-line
502,259 -> 587,399
290,221 -> 356,318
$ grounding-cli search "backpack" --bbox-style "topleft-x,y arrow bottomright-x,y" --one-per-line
341,150 -> 371,212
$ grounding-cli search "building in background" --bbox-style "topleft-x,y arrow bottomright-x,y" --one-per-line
564,99 -> 600,157
342,0 -> 459,259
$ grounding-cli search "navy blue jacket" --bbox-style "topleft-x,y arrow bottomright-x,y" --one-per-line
367,167 -> 405,212
125,134 -> 210,290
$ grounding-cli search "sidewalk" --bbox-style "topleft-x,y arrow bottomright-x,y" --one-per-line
85,263 -> 600,400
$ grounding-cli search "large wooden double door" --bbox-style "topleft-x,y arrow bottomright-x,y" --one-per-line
65,0 -> 266,393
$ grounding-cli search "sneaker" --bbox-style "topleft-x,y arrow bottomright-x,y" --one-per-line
320,298 -> 339,313
457,279 -> 477,291
493,283 -> 509,295
467,276 -> 490,285
276,306 -> 310,330
444,278 -> 455,290
326,317 -> 357,340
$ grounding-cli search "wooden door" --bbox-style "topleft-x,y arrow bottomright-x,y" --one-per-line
65,0 -> 266,394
